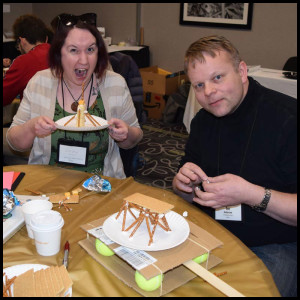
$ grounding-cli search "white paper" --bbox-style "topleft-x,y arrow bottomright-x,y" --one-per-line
59,145 -> 87,165
215,205 -> 242,221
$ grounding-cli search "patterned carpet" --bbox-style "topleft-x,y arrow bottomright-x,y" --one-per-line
135,118 -> 189,191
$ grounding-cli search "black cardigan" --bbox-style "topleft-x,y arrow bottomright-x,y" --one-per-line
180,77 -> 297,247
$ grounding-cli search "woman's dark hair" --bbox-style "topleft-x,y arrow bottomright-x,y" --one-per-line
48,21 -> 108,80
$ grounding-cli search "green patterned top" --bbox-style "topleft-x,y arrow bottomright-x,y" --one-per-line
49,92 -> 109,174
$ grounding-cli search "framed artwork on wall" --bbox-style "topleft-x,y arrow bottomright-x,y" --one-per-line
180,3 -> 253,29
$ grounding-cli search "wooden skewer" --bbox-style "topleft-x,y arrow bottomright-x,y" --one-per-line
64,115 -> 76,126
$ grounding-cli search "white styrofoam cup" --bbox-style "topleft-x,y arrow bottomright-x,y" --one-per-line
30,210 -> 64,256
21,200 -> 53,239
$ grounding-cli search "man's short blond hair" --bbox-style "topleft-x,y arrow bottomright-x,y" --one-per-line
184,35 -> 242,73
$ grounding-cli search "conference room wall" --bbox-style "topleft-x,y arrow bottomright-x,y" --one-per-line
3,3 -> 297,73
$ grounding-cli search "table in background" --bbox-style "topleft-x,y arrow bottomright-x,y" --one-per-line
183,68 -> 297,133
249,68 -> 297,99
3,165 -> 280,297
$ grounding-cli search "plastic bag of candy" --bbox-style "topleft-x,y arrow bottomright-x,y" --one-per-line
82,175 -> 111,192
3,189 -> 20,218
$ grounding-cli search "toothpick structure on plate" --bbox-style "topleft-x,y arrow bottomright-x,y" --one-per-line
115,193 -> 174,246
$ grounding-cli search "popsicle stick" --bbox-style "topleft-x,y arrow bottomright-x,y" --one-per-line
183,260 -> 245,297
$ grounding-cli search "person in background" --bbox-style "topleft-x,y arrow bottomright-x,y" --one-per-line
172,35 -> 297,297
109,51 -> 144,177
109,52 -> 144,123
6,13 -> 143,179
3,14 -> 52,106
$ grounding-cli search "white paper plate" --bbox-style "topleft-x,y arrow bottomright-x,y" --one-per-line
55,115 -> 109,131
3,264 -> 72,297
103,210 -> 190,251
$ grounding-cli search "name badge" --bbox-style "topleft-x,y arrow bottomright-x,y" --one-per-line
57,138 -> 89,167
215,204 -> 242,221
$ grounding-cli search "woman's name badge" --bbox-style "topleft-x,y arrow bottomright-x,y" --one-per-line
215,204 -> 242,221
57,138 -> 89,167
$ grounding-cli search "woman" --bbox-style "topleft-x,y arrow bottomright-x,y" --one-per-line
6,13 -> 143,178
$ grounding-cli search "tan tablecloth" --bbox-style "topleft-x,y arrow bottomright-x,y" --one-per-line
3,165 -> 280,297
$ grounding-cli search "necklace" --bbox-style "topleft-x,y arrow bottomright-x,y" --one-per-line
61,75 -> 94,115
62,76 -> 92,112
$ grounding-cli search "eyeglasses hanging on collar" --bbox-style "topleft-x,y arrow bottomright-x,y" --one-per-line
15,38 -> 21,50
57,13 -> 97,30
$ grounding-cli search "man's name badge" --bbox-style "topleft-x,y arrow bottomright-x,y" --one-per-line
215,204 -> 242,221
57,138 -> 89,167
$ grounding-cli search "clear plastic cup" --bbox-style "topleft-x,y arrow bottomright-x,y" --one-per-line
30,210 -> 64,256
21,200 -> 53,239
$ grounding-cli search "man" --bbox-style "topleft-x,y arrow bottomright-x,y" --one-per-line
3,14 -> 51,106
173,35 -> 297,297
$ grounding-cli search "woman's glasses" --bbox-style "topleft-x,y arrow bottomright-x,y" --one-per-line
57,13 -> 97,30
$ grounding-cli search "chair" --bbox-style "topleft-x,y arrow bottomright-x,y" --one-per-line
282,57 -> 297,72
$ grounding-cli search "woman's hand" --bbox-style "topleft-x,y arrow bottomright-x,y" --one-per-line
33,116 -> 57,137
7,116 -> 57,151
107,118 -> 143,149
107,118 -> 129,142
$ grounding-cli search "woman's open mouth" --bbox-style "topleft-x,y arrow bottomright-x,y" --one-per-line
75,68 -> 88,78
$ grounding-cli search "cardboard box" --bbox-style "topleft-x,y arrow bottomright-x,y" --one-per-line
79,215 -> 223,297
140,66 -> 188,120
139,66 -> 187,95
143,92 -> 167,120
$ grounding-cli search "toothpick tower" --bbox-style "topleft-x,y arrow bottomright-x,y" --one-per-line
77,81 -> 86,127
115,193 -> 174,246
